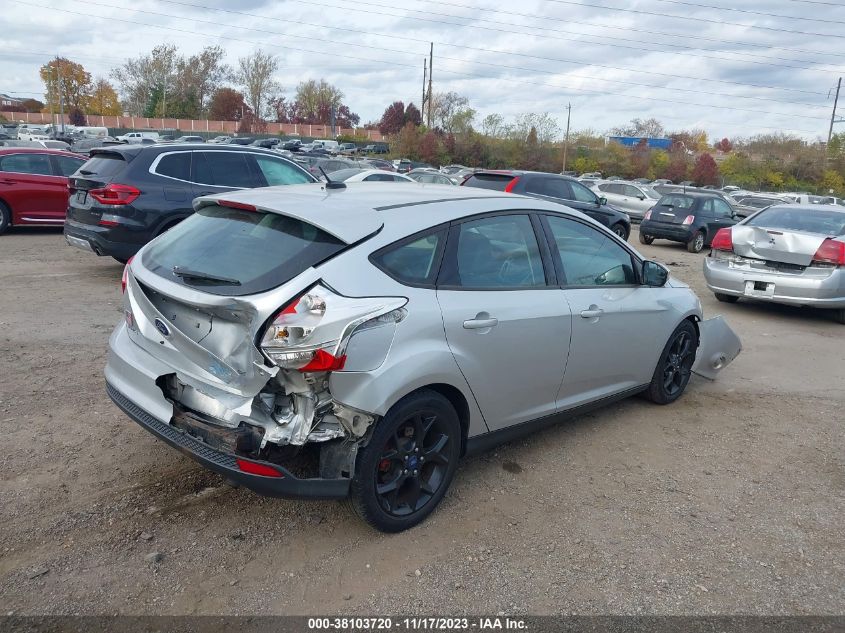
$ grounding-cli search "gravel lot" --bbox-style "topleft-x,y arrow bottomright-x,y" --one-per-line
0,226 -> 843,616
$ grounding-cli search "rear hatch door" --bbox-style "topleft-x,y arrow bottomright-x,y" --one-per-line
67,149 -> 131,225
125,199 -> 373,396
461,172 -> 517,191
652,194 -> 695,224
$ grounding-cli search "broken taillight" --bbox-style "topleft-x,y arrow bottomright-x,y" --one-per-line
811,239 -> 845,266
121,255 -> 135,294
643,209 -> 653,220
260,285 -> 407,372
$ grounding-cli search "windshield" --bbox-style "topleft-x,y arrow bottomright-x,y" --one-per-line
658,195 -> 695,209
142,205 -> 345,296
745,207 -> 845,236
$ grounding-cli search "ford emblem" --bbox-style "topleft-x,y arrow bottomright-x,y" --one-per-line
154,318 -> 170,337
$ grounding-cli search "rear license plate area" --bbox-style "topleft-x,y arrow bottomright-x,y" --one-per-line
74,191 -> 87,204
744,280 -> 774,298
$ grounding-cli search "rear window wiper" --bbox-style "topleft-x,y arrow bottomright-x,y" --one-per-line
172,266 -> 241,286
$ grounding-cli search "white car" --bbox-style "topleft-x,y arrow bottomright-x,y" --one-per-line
592,181 -> 662,220
16,125 -> 50,141
117,131 -> 160,143
330,168 -> 415,183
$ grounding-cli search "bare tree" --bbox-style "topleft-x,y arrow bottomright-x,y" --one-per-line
111,44 -> 179,117
237,50 -> 280,121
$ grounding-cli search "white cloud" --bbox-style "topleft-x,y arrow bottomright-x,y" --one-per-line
1,0 -> 841,139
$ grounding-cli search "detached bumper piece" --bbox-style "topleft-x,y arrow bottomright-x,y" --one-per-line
106,382 -> 350,499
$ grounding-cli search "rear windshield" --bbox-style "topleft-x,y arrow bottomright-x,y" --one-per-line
142,205 -> 345,296
462,173 -> 516,191
657,195 -> 694,209
78,154 -> 126,180
745,207 -> 845,235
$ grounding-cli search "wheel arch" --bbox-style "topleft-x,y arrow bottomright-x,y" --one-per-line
0,196 -> 13,226
410,383 -> 471,456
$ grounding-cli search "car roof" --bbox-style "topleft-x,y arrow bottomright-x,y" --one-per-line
89,143 -> 286,158
471,169 -> 580,182
764,203 -> 845,214
0,147 -> 84,157
659,190 -> 725,199
193,182 -> 577,243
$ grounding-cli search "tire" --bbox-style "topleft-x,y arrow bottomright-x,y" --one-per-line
833,309 -> 845,325
112,256 -> 129,264
0,201 -> 11,235
639,232 -> 654,245
714,293 -> 739,303
687,231 -> 706,253
611,223 -> 629,241
349,389 -> 462,532
643,320 -> 699,405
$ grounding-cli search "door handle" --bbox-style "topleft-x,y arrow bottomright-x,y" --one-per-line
0,179 -> 15,185
580,307 -> 604,319
463,317 -> 498,330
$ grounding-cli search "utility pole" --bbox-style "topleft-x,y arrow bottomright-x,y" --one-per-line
56,56 -> 64,134
427,43 -> 433,128
828,77 -> 842,145
422,58 -> 427,115
561,103 -> 571,173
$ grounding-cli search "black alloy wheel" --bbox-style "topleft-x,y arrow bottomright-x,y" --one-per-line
644,320 -> 698,404
350,390 -> 460,532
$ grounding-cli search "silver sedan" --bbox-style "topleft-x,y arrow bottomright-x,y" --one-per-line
106,183 -> 741,532
704,204 -> 845,323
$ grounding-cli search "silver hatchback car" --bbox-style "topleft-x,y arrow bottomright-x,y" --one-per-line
106,183 -> 741,531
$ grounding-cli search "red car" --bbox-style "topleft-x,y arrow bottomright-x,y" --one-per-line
0,147 -> 86,234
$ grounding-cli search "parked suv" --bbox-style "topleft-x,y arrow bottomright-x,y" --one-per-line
63,144 -> 316,261
106,183 -> 741,532
462,171 -> 632,240
592,181 -> 661,221
639,191 -> 738,253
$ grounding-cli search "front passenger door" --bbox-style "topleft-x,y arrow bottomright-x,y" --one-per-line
541,214 -> 669,408
436,213 -> 572,430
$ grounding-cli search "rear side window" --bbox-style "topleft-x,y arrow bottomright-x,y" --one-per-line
55,155 -> 85,177
525,177 -> 571,199
78,154 -> 126,180
0,153 -> 53,175
440,215 -> 546,289
745,207 -> 845,235
155,152 -> 192,181
253,156 -> 312,186
371,229 -> 446,286
193,151 -> 255,188
462,173 -> 516,191
142,205 -> 346,296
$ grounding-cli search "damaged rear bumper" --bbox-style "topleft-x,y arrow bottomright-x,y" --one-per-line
107,382 -> 351,500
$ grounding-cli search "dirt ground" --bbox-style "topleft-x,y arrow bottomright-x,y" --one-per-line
0,226 -> 843,616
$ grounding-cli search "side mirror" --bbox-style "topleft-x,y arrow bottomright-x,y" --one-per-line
642,260 -> 669,287
638,194 -> 646,201
598,196 -> 607,206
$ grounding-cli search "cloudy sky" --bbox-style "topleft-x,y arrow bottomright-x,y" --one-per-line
2,0 -> 843,140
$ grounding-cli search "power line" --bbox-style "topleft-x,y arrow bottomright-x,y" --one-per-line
85,0 -> 831,111
409,0 -> 837,62
9,0 -> 831,124
153,0 -> 832,103
541,0 -> 845,39
648,0 -> 845,25
299,0 -> 842,75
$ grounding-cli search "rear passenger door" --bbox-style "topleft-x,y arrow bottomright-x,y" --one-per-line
540,213 -> 669,407
0,152 -> 66,222
436,213 -> 572,430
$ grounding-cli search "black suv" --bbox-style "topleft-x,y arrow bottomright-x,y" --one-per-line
64,144 -> 315,262
462,170 -> 632,240
639,191 -> 738,253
